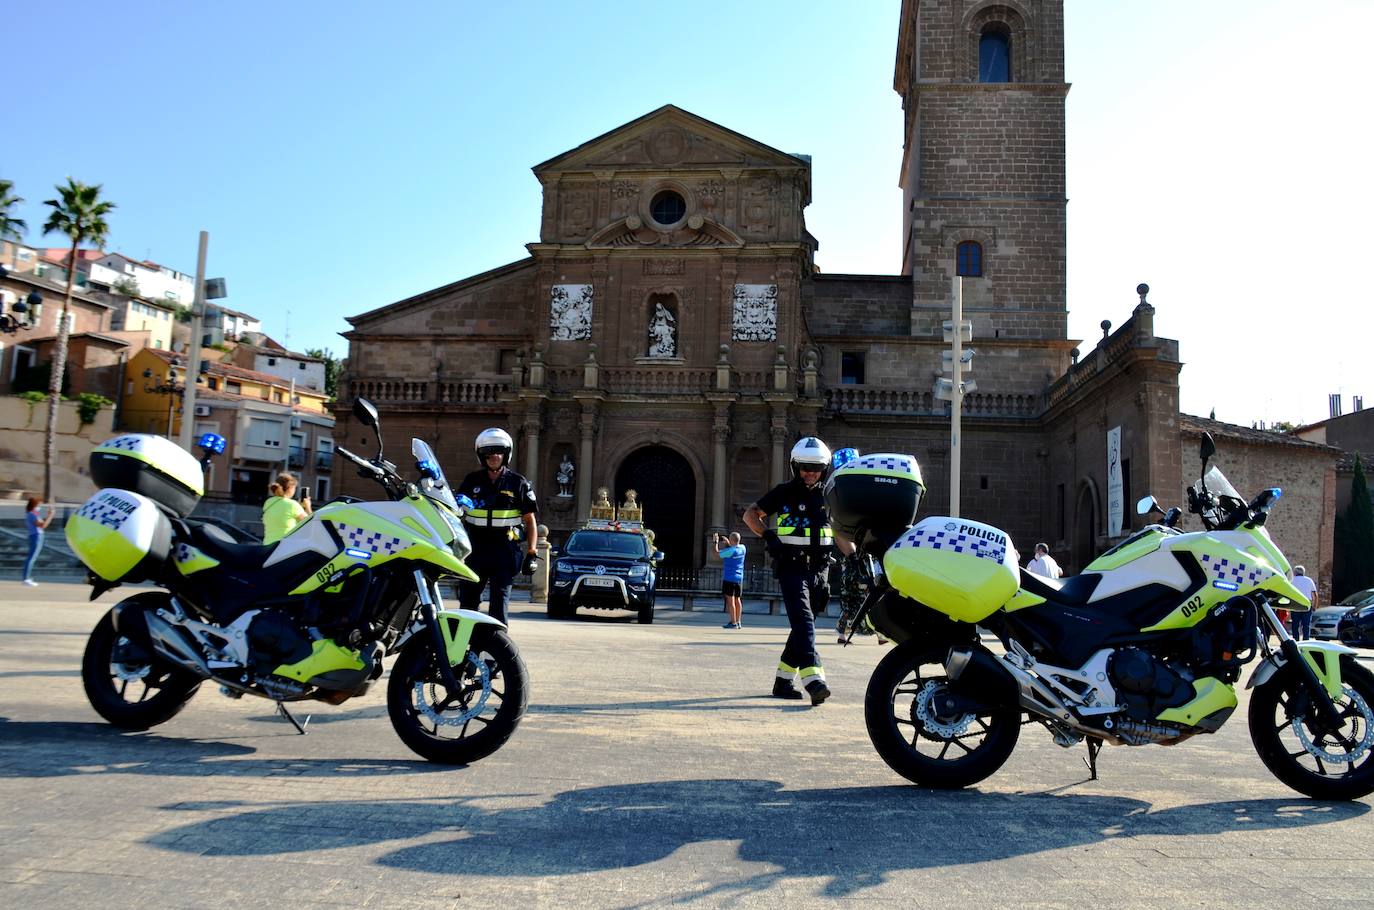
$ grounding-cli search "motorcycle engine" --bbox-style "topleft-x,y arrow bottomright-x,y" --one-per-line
247,610 -> 313,674
1107,647 -> 1195,719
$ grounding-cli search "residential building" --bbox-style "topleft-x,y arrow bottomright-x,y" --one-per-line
0,269 -> 117,395
85,252 -> 195,305
227,343 -> 326,393
204,305 -> 262,346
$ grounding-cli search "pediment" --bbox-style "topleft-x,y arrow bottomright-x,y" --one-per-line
585,216 -> 744,250
534,105 -> 807,176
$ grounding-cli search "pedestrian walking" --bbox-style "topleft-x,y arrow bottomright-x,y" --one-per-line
744,436 -> 852,706
20,496 -> 54,586
1290,565 -> 1318,639
457,427 -> 539,625
1026,542 -> 1062,579
714,531 -> 746,628
262,473 -> 312,544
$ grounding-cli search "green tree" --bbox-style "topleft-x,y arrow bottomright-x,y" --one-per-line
41,178 -> 115,500
306,347 -> 340,401
111,276 -> 140,297
0,179 -> 26,242
1334,454 -> 1374,601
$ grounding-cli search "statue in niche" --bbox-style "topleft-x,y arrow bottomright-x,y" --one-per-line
555,455 -> 575,497
647,302 -> 677,357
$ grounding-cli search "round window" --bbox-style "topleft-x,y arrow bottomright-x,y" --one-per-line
650,190 -> 687,226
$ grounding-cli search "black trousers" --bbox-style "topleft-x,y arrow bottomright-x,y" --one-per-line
778,566 -> 828,672
457,540 -> 521,624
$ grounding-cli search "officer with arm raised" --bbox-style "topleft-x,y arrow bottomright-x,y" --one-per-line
744,436 -> 852,706
457,428 -> 539,624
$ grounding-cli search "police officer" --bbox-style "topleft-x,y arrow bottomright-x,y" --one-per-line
457,428 -> 539,624
744,436 -> 851,705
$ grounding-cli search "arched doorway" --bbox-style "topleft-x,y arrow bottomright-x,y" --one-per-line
1073,482 -> 1098,574
615,446 -> 695,570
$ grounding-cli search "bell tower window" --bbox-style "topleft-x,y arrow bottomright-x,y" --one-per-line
979,27 -> 1011,83
957,241 -> 984,277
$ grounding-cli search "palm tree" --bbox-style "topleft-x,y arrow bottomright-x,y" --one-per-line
41,178 -> 115,500
0,179 -> 26,243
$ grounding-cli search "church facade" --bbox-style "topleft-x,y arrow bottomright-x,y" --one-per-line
337,0 -> 1334,580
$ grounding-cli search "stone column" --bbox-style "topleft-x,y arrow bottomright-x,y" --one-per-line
521,404 -> 542,487
770,408 -> 789,487
575,399 -> 601,523
711,407 -> 730,530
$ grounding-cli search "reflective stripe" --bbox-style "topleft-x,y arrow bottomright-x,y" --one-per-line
799,666 -> 826,683
778,533 -> 834,546
464,512 -> 523,528
777,661 -> 797,680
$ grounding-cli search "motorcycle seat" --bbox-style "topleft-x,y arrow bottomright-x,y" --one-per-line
182,520 -> 278,574
1018,568 -> 1101,606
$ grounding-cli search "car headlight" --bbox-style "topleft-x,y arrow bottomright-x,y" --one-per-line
629,564 -> 648,578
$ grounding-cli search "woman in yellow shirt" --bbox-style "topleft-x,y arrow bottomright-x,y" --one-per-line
261,472 -> 312,544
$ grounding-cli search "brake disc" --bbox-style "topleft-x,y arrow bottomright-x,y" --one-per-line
415,650 -> 492,727
1293,685 -> 1374,765
914,679 -> 973,741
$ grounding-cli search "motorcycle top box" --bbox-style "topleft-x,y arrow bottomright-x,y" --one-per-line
66,488 -> 173,582
824,453 -> 925,547
89,433 -> 203,518
882,515 -> 1019,623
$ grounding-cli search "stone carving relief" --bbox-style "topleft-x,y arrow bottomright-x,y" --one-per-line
611,180 -> 638,218
549,284 -> 593,341
647,303 -> 677,358
731,284 -> 778,342
697,179 -> 723,216
744,177 -> 778,232
563,190 -> 593,236
643,259 -> 685,276
648,128 -> 687,164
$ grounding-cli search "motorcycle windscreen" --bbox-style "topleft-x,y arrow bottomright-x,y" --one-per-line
882,516 -> 1019,623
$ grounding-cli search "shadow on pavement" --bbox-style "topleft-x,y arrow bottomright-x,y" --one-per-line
143,778 -> 1368,899
0,719 -> 448,778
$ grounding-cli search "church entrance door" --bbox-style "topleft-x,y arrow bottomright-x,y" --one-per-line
615,446 -> 696,570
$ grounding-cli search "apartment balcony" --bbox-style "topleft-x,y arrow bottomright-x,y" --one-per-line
287,446 -> 306,470
315,450 -> 334,471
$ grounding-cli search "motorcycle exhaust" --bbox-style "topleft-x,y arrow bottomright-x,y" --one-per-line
142,611 -> 212,678
944,647 -> 1019,710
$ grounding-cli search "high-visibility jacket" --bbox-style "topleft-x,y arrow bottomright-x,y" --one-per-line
458,466 -> 537,543
756,477 -> 835,568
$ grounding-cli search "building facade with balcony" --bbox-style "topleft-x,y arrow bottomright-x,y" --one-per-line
336,2 -> 1336,578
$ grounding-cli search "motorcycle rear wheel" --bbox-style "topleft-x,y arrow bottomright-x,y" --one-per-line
81,609 -> 202,730
864,639 -> 1020,789
387,625 -> 529,764
1249,656 -> 1374,800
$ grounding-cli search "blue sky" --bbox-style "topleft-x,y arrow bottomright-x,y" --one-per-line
7,1 -> 1368,426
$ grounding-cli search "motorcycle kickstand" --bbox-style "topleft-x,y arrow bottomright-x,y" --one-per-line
1083,736 -> 1103,780
276,701 -> 311,735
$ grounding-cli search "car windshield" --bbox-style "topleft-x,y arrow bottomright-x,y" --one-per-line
411,437 -> 458,511
564,530 -> 648,558
1338,588 -> 1374,607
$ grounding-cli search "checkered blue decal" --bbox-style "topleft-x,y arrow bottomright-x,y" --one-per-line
77,494 -> 137,530
850,454 -> 918,476
334,523 -> 406,557
174,543 -> 198,564
894,525 -> 1007,564
1199,553 -> 1272,589
102,435 -> 144,452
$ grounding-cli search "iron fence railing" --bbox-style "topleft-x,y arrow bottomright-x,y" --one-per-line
656,564 -> 782,596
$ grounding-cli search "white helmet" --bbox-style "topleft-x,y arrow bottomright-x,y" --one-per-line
790,436 -> 833,481
475,427 -> 514,467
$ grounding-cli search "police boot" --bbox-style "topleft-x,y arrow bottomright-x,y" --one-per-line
772,678 -> 804,700
805,678 -> 831,706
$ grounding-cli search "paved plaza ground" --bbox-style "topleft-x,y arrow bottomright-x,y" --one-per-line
2,580 -> 1373,908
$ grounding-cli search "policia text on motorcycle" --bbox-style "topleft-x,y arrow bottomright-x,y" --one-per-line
457,428 -> 539,624
745,436 -> 854,706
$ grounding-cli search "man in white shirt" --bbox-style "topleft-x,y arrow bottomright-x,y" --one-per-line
1289,565 -> 1319,639
1027,542 -> 1062,579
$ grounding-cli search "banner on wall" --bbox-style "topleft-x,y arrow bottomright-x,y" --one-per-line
1107,426 -> 1123,537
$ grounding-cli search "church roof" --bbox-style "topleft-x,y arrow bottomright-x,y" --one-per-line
1180,414 -> 1338,454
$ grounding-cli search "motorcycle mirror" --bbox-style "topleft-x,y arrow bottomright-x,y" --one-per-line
352,397 -> 384,460
1200,432 -> 1216,464
1136,495 -> 1161,516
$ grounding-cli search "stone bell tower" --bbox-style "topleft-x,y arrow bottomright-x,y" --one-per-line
894,0 -> 1071,395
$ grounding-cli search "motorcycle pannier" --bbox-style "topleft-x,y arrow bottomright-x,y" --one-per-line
89,434 -> 203,517
66,489 -> 174,582
824,453 -> 925,545
882,515 -> 1019,623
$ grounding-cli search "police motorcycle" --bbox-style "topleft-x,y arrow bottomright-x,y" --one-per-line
68,398 -> 529,765
826,434 -> 1374,799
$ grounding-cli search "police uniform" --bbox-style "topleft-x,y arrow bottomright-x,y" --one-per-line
757,477 -> 835,698
457,465 -> 537,624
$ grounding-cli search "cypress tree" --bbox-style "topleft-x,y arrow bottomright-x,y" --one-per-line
1334,454 -> 1374,601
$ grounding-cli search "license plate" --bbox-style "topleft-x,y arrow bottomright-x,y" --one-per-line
583,577 -> 616,588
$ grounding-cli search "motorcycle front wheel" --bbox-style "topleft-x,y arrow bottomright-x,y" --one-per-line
864,639 -> 1021,789
387,625 -> 529,764
1249,656 -> 1374,800
81,609 -> 202,730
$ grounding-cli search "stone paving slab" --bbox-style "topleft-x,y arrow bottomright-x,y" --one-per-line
1,580 -> 1371,909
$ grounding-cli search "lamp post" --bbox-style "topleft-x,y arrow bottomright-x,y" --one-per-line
143,357 -> 202,437
179,230 -> 228,450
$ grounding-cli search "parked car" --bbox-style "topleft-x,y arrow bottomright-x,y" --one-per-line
548,522 -> 663,624
1312,588 -> 1374,640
